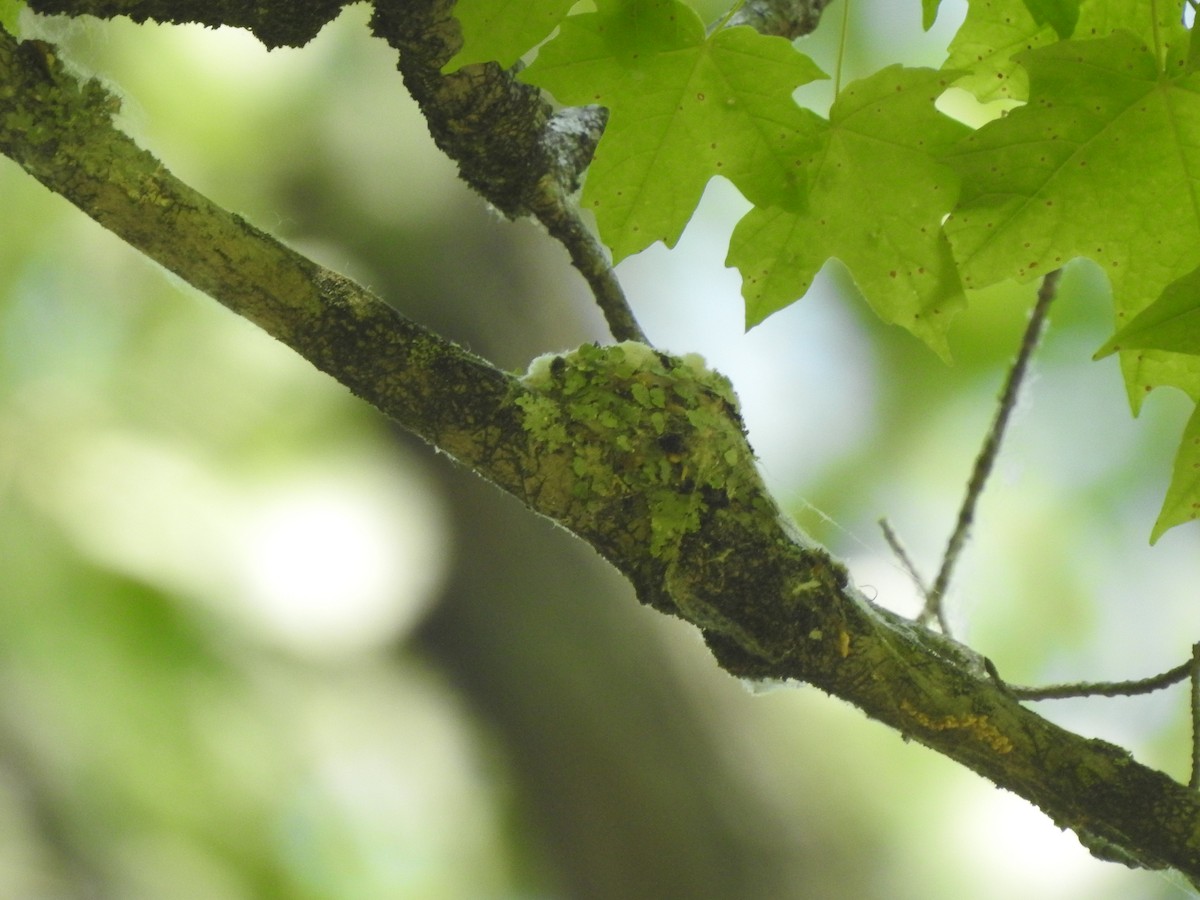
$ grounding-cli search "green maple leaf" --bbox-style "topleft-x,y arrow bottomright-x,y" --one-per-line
1100,265 -> 1200,359
521,0 -> 825,261
1149,404 -> 1200,542
944,0 -> 1187,103
1021,0 -> 1078,38
945,30 -> 1200,409
726,67 -> 969,360
444,0 -> 577,72
1097,268 -> 1200,539
0,0 -> 23,35
942,0 -> 1054,102
923,0 -> 943,30
1104,262 -> 1200,539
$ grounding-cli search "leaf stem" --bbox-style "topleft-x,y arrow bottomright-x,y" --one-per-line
833,0 -> 850,97
918,269 -> 1061,632
714,0 -> 748,31
1151,0 -> 1163,66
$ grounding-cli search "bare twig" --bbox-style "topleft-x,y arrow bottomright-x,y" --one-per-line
1191,644 -> 1200,789
1008,659 -> 1191,701
878,517 -> 930,597
529,172 -> 648,344
918,269 -> 1061,631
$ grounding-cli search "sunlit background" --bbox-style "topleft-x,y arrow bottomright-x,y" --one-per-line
2,1 -> 1199,897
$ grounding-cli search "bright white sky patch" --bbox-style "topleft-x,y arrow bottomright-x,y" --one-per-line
236,468 -> 447,657
31,424 -> 447,659
940,787 -> 1145,900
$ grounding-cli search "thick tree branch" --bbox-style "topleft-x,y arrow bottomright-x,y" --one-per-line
23,0 -> 349,48
0,28 -> 524,482
25,0 -> 648,341
5,15 -> 1200,890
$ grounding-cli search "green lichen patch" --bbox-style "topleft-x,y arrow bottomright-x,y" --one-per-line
517,341 -> 760,560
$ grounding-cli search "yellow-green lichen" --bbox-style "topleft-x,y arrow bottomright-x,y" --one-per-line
516,341 -> 758,560
899,699 -> 1015,754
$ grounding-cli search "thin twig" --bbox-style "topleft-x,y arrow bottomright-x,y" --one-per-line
545,0 -> 842,343
1009,658 -> 1192,701
878,517 -> 930,597
529,177 -> 648,344
918,269 -> 1062,632
1191,643 -> 1200,789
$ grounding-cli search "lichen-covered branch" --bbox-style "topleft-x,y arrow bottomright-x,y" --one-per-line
25,0 -> 646,341
24,0 -> 348,48
368,0 -> 646,342
725,0 -> 834,39
0,29 -> 521,478
5,14 -> 1200,889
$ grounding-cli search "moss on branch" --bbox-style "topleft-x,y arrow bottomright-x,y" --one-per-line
517,342 -> 758,561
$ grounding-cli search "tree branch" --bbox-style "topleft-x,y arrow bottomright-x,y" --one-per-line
26,0 -> 648,341
22,0 -> 349,48
726,0 -> 834,39
368,0 -> 646,341
5,15 -> 1200,889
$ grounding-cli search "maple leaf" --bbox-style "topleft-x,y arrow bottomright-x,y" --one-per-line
944,29 -> 1200,409
521,0 -> 825,262
0,0 -> 23,36
1101,265 -> 1200,359
943,0 -> 1188,103
923,0 -> 943,30
1094,264 -> 1200,539
1021,0 -> 1079,38
942,0 -> 1055,102
443,0 -> 576,72
1149,405 -> 1200,542
726,66 -> 969,360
